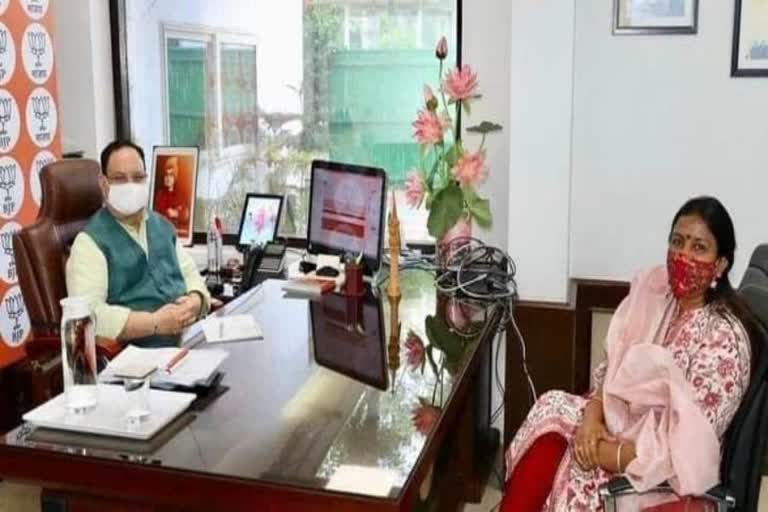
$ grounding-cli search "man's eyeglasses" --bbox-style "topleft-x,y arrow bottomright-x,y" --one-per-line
107,174 -> 147,185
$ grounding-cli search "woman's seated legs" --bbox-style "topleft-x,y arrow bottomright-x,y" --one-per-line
500,432 -> 567,512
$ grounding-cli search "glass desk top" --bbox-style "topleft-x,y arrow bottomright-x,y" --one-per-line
3,270 -> 501,501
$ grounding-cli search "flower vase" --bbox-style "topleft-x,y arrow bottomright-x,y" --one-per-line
436,215 -> 472,268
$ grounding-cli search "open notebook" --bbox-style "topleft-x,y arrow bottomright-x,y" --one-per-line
101,346 -> 228,388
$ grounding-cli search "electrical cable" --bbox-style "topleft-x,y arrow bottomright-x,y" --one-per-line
384,238 -> 537,429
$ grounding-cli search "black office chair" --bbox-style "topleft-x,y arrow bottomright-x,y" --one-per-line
600,245 -> 768,512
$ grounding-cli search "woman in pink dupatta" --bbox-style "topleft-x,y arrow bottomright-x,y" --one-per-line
501,197 -> 761,512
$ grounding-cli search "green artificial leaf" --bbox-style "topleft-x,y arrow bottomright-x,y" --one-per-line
426,157 -> 440,189
462,184 -> 478,203
427,183 -> 463,238
469,196 -> 492,228
462,100 -> 472,116
444,143 -> 462,169
466,121 -> 503,134
425,315 -> 466,363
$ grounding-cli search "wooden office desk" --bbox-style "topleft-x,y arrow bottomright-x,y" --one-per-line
0,271 -> 501,511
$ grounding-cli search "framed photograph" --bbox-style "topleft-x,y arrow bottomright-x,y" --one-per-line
149,146 -> 199,245
613,0 -> 699,35
732,0 -> 768,76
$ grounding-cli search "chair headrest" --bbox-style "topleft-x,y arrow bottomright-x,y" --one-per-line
40,159 -> 104,222
739,244 -> 768,289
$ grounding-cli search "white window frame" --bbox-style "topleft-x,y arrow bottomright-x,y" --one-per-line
161,23 -> 259,161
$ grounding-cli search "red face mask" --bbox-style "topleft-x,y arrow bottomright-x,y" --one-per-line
666,251 -> 718,299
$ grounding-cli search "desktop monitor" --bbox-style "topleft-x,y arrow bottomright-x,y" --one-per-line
309,293 -> 387,390
307,160 -> 386,274
236,193 -> 283,249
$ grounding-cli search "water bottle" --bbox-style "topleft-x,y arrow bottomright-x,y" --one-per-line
206,215 -> 223,295
60,297 -> 98,413
207,215 -> 222,275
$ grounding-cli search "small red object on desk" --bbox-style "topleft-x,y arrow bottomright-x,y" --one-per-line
164,347 -> 189,374
344,262 -> 365,296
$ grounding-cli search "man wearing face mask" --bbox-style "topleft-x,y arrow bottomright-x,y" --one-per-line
65,140 -> 209,347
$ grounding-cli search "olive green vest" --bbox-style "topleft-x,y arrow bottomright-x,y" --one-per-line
83,208 -> 186,347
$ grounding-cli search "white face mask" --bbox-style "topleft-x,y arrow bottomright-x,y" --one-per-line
108,182 -> 148,216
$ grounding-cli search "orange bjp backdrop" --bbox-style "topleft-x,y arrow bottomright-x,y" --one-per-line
0,0 -> 62,368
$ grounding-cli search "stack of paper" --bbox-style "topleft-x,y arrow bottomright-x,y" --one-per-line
101,346 -> 228,388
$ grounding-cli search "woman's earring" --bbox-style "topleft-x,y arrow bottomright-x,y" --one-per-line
711,278 -> 718,289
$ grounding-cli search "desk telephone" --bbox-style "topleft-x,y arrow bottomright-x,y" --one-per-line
241,242 -> 287,292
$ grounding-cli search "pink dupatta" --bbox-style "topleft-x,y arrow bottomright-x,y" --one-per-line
601,266 -> 721,496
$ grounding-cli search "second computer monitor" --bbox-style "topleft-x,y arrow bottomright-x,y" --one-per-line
307,160 -> 386,274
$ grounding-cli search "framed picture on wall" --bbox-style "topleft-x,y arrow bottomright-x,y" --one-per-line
613,0 -> 699,35
732,0 -> 768,76
149,146 -> 199,246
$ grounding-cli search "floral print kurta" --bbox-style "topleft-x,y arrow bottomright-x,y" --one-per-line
504,305 -> 751,511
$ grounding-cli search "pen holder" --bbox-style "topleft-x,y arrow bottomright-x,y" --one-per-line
344,262 -> 365,296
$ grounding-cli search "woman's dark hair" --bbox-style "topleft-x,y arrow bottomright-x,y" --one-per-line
99,140 -> 146,176
671,196 -> 763,373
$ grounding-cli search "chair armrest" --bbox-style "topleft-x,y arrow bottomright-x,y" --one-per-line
600,477 -> 735,511
24,335 -> 60,361
95,336 -> 122,360
24,335 -> 122,361
600,476 -> 672,498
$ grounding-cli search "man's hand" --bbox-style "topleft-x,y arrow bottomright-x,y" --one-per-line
175,293 -> 201,321
167,207 -> 179,219
154,302 -> 196,335
573,402 -> 614,470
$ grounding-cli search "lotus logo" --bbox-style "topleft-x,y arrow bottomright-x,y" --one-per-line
0,231 -> 15,281
27,31 -> 45,67
0,98 -> 11,135
5,293 -> 24,343
0,164 -> 16,216
32,95 -> 50,131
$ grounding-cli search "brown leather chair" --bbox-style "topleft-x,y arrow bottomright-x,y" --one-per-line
13,159 -> 120,379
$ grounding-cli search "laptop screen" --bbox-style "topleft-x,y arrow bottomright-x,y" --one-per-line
237,194 -> 283,248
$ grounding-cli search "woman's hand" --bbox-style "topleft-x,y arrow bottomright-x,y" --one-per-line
573,401 -> 614,470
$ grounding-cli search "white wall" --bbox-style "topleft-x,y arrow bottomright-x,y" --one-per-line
506,0 -> 576,302
570,1 -> 768,286
463,0 -> 512,252
503,0 -> 768,302
53,0 -> 115,159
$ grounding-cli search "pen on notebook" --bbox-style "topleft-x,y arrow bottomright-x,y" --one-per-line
164,347 -> 189,374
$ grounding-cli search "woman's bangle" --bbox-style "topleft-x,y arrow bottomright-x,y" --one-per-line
616,442 -> 625,473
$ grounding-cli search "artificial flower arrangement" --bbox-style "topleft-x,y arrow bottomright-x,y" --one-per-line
406,36 -> 502,241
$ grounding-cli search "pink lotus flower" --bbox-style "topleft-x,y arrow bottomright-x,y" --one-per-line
404,330 -> 425,369
253,207 -> 267,233
443,65 -> 479,103
423,85 -> 438,111
412,109 -> 443,145
435,36 -> 448,60
447,300 -> 470,330
452,150 -> 487,187
412,402 -> 441,434
404,171 -> 425,208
